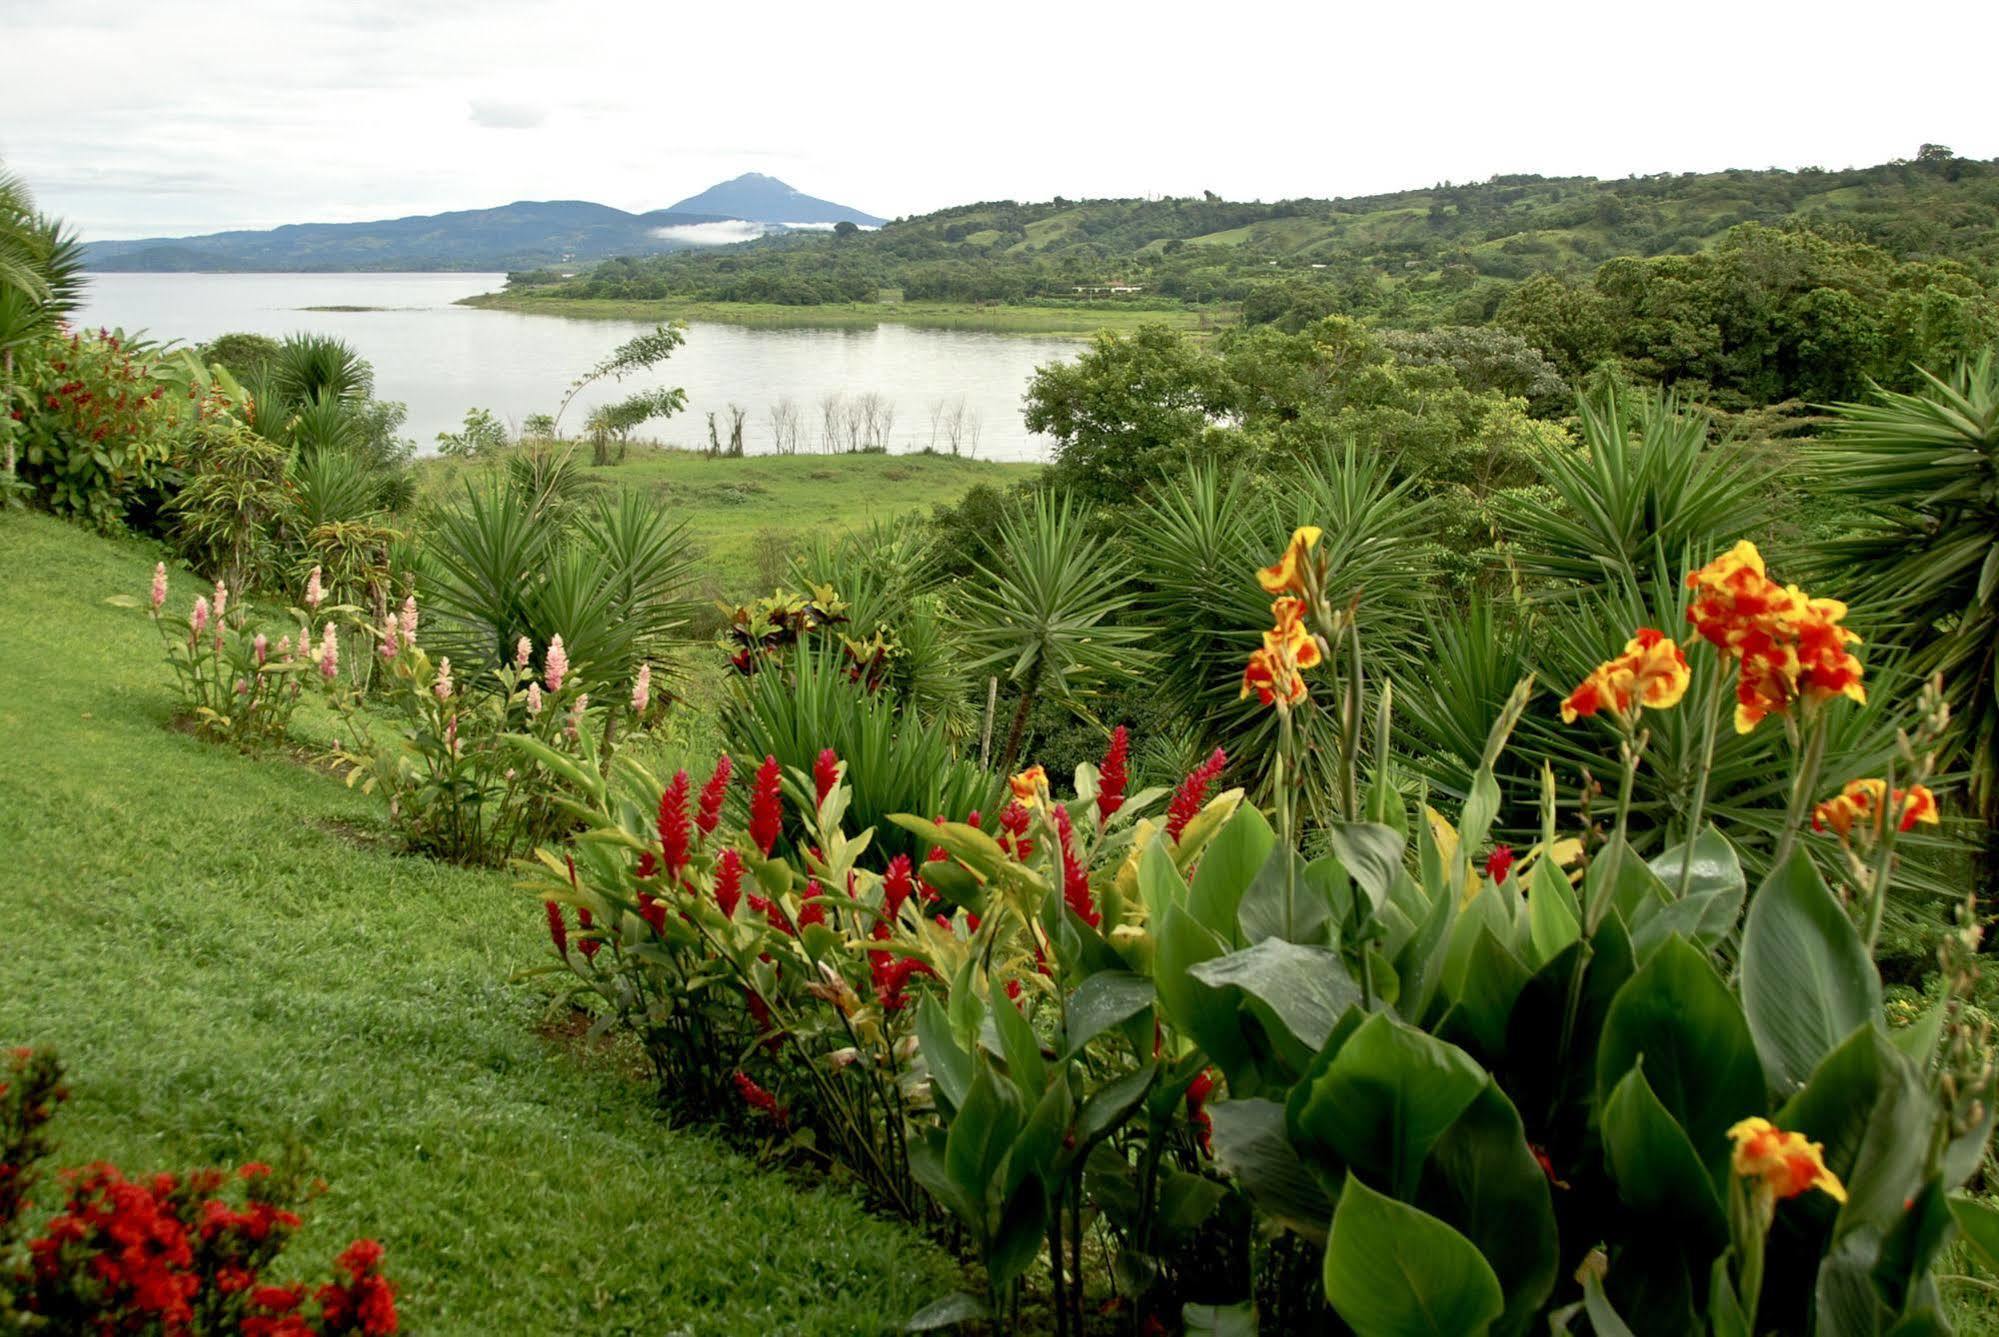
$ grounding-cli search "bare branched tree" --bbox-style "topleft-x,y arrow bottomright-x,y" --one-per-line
820,392 -> 843,454
725,403 -> 747,457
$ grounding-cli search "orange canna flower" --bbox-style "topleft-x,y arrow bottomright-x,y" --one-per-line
1728,1118 -> 1846,1203
1685,542 -> 1799,654
1812,779 -> 1940,839
1265,596 -> 1324,670
1009,765 -> 1049,805
1686,542 -> 1865,733
1257,527 -> 1323,597
1241,648 -> 1308,707
1791,595 -> 1866,709
1243,597 -> 1319,710
1560,628 -> 1689,724
1900,784 -> 1939,830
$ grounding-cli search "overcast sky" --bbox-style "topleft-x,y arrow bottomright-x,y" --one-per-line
5,0 -> 1995,242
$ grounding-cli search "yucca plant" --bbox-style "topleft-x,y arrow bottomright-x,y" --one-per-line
963,492 -> 1154,776
1810,354 -> 1999,885
270,332 -> 371,405
1506,386 -> 1780,599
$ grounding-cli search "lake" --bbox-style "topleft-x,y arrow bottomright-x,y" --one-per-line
70,272 -> 1080,461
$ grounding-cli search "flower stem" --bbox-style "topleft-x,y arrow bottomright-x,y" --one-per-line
1674,659 -> 1727,900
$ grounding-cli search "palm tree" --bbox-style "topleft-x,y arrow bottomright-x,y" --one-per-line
963,492 -> 1152,776
0,167 -> 84,494
1812,353 -> 1999,889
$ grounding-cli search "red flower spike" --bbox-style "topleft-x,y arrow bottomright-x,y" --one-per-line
798,880 -> 827,929
1054,804 -> 1100,927
657,770 -> 692,878
696,754 -> 733,836
1485,844 -> 1516,884
733,1071 -> 788,1127
713,848 -> 745,918
813,748 -> 841,804
1166,749 -> 1227,843
881,853 -> 916,922
543,901 -> 568,957
575,907 -> 600,960
1097,725 -> 1130,823
749,755 -> 784,856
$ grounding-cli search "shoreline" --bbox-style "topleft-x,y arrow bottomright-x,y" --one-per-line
456,290 -> 1230,336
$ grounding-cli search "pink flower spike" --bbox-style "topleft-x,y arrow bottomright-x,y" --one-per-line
544,635 -> 568,693
150,562 -> 167,610
632,662 -> 652,716
515,635 -> 532,669
304,566 -> 324,610
433,656 -> 453,701
212,580 -> 228,623
399,594 -> 418,643
526,682 -> 543,716
318,622 -> 339,680
191,594 -> 210,636
253,633 -> 268,666
379,616 -> 399,659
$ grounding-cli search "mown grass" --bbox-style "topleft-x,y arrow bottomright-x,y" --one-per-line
0,509 -> 961,1334
458,291 -> 1227,336
413,445 -> 1040,596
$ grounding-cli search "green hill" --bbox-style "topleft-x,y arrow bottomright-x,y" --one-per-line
504,150 -> 1999,322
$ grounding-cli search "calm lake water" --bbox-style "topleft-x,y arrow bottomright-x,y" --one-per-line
72,272 -> 1079,461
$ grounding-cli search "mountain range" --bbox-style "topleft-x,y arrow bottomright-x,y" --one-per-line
79,174 -> 887,272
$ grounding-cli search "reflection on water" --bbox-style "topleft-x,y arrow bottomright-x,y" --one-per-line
72,272 -> 1079,461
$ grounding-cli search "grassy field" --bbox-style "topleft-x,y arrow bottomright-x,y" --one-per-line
0,509 -> 961,1334
459,291 -> 1229,336
414,445 -> 1040,595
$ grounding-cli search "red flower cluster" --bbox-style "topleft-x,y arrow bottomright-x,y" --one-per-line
733,1071 -> 788,1127
1166,749 -> 1227,842
1096,725 -> 1130,824
1053,804 -> 1099,927
695,754 -> 732,836
1484,844 -> 1515,884
997,802 -> 1034,861
657,769 -> 692,879
813,748 -> 842,804
1185,1070 -> 1216,1157
797,881 -> 827,929
749,755 -> 784,857
713,848 -> 745,918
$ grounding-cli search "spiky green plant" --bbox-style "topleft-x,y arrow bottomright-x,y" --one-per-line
961,492 -> 1153,776
1811,353 -> 1999,870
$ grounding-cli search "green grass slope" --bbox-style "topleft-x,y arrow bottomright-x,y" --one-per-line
0,510 -> 956,1333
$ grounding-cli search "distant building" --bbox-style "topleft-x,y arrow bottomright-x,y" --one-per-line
1071,283 -> 1146,295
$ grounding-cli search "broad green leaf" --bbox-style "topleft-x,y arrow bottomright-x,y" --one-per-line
1138,833 -> 1189,926
1156,1168 -> 1227,1236
1207,1097 -> 1334,1241
1183,1301 -> 1258,1336
1779,1024 -> 1931,1244
1596,936 -> 1763,1174
904,1292 -> 987,1331
1153,903 -> 1253,1090
1077,1064 -> 1155,1148
1740,848 -> 1883,1095
1322,1175 -> 1503,1337
1188,804 -> 1273,943
1526,866 -> 1581,968
1293,1011 -> 1486,1199
1646,827 -> 1746,903
946,1063 -> 1022,1203
1062,970 -> 1156,1058
1237,845 -> 1330,946
1416,1079 -> 1557,1335
1581,1270 -> 1637,1337
1011,1077 -> 1073,1195
1439,927 -> 1530,1061
1600,1065 -> 1728,1256
989,983 -> 1046,1098
1187,939 -> 1360,1058
987,1175 -> 1048,1291
917,995 -> 971,1111
1326,821 -> 1406,925
1948,1196 -> 1999,1273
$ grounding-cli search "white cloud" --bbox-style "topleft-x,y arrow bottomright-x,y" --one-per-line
650,220 -> 771,245
469,100 -> 548,130
0,0 -> 1994,241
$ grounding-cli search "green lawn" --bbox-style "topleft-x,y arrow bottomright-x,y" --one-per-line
0,509 -> 960,1334
458,292 -> 1226,336
415,446 -> 1040,596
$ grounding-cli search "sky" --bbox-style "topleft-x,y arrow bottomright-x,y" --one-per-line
4,0 -> 1996,242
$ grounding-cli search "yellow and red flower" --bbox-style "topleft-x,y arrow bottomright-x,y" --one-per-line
1727,1117 -> 1846,1203
1242,596 -> 1322,709
1684,542 -> 1866,733
1560,628 -> 1690,724
1009,765 -> 1050,806
1257,527 -> 1323,597
1812,779 -> 1940,839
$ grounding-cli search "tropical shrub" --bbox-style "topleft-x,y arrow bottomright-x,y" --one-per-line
121,562 -> 340,746
519,506 -> 1995,1334
167,418 -> 298,592
10,328 -> 188,529
0,1047 -> 400,1336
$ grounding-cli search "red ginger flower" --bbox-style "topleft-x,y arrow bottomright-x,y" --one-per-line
814,748 -> 841,804
637,891 -> 666,934
749,755 -> 783,856
1053,804 -> 1099,927
1186,1069 -> 1216,1156
798,880 -> 826,929
733,1071 -> 787,1126
1485,844 -> 1515,884
1097,725 -> 1130,823
575,907 -> 599,960
713,848 -> 745,918
657,770 -> 692,879
997,801 -> 1034,860
881,853 -> 916,922
1166,749 -> 1227,842
696,754 -> 732,835
543,901 -> 568,958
